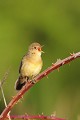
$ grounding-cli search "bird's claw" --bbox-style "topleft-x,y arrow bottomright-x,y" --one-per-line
32,79 -> 36,84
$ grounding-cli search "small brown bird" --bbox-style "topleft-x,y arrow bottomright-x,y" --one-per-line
15,42 -> 43,90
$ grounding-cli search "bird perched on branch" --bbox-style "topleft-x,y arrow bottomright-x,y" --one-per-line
15,42 -> 43,90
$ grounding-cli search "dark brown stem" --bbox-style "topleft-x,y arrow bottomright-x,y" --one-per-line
0,52 -> 80,120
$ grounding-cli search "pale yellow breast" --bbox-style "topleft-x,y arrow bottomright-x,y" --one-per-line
21,56 -> 43,77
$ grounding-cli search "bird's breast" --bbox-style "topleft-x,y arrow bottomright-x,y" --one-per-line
21,58 -> 42,77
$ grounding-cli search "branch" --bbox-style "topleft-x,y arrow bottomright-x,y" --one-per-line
0,69 -> 11,120
8,114 -> 65,120
0,52 -> 80,120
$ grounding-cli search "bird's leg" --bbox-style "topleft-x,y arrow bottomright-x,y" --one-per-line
31,76 -> 36,84
24,76 -> 29,82
20,76 -> 29,85
26,76 -> 36,84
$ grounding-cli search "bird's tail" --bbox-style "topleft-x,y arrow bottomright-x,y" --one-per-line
15,76 -> 29,90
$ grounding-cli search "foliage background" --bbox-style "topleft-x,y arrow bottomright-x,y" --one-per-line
0,0 -> 80,120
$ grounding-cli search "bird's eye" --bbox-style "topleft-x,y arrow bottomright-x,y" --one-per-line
34,47 -> 37,49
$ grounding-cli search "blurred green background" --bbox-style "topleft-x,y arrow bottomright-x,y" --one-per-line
0,0 -> 80,120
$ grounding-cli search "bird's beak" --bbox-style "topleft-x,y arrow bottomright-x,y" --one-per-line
37,45 -> 44,53
41,50 -> 45,53
41,45 -> 44,53
38,46 -> 44,53
38,47 -> 41,51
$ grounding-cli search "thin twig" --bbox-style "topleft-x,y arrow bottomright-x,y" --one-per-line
0,69 -> 11,120
0,69 -> 10,89
0,86 -> 7,108
0,86 -> 11,120
0,52 -> 80,120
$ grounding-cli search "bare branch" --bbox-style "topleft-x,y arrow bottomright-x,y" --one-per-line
0,52 -> 80,120
8,114 -> 65,120
0,69 -> 11,120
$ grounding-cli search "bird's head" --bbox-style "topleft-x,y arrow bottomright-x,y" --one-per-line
28,42 -> 44,57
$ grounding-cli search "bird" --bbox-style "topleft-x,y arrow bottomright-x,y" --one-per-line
15,42 -> 43,90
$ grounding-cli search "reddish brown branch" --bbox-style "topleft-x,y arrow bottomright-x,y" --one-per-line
8,114 -> 65,120
0,52 -> 80,120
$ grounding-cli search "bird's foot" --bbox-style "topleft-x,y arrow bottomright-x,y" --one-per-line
31,79 -> 36,84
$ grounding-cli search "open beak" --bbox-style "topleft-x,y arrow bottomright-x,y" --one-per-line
38,47 -> 41,51
38,46 -> 44,53
41,50 -> 44,53
41,45 -> 44,53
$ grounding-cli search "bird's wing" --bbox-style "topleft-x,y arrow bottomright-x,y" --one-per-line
19,54 -> 28,73
19,55 -> 25,73
19,60 -> 22,73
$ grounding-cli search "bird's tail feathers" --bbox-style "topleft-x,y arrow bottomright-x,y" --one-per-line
15,76 -> 29,90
